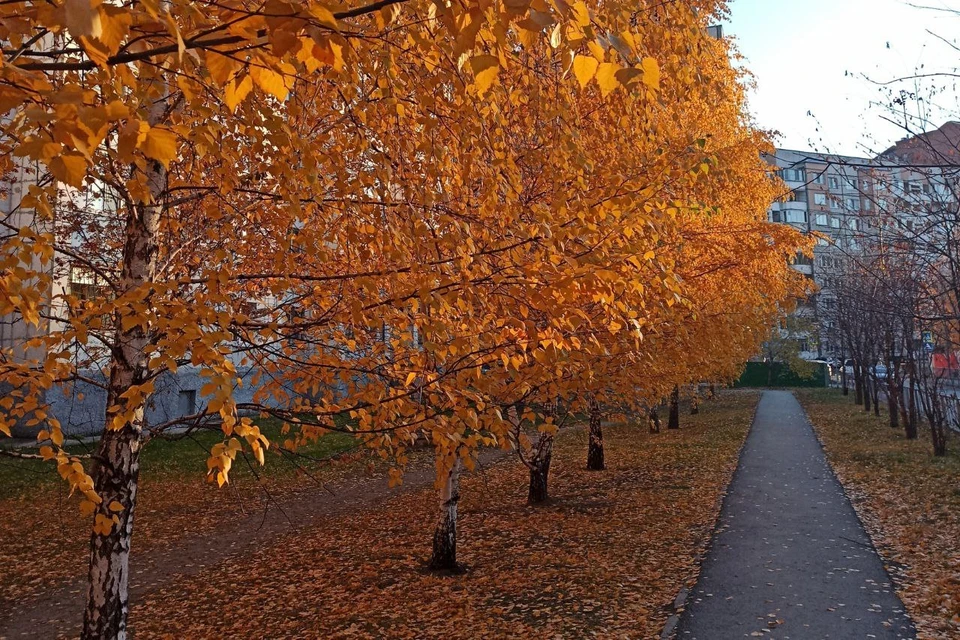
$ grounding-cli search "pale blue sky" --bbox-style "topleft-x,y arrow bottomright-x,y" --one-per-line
726,0 -> 960,156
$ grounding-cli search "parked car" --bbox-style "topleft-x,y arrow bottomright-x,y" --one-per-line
871,364 -> 888,380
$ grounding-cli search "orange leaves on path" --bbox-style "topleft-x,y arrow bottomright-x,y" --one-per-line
799,389 -> 960,640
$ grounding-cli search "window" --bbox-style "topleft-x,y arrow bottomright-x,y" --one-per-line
862,179 -> 872,190
817,237 -> 829,246
816,213 -> 828,226
789,189 -> 807,203
878,198 -> 887,210
829,176 -> 840,189
782,168 -> 805,182
830,197 -> 841,210
785,210 -> 807,224
813,173 -> 825,185
863,199 -> 871,211
178,390 -> 197,417
814,193 -> 827,206
830,217 -> 841,229
908,181 -> 922,195
849,219 -> 858,231
846,197 -> 859,210
770,211 -> 782,223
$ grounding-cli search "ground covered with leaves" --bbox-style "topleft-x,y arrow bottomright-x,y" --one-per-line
0,392 -> 756,638
0,426 -> 365,618
118,392 -> 754,639
798,388 -> 960,640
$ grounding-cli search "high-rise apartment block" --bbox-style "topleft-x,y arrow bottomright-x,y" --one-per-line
765,122 -> 960,360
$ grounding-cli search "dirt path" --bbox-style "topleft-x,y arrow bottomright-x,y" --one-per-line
0,450 -> 512,639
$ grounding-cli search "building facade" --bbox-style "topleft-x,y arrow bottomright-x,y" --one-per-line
766,121 -> 960,361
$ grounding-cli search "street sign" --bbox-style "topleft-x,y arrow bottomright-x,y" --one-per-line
922,331 -> 935,352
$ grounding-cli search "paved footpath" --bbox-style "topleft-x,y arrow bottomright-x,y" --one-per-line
676,390 -> 916,640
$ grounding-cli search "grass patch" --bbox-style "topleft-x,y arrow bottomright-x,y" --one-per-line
0,416 -> 359,501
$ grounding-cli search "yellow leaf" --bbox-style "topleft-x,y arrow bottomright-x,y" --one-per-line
39,446 -> 55,461
65,0 -> 102,39
108,500 -> 125,512
573,55 -> 598,89
641,57 -> 660,90
49,153 -> 87,187
570,1 -> 591,27
404,372 -> 417,387
587,40 -> 606,62
80,500 -> 97,517
596,63 -> 620,97
251,64 -> 291,101
224,74 -> 253,112
204,50 -> 240,85
469,55 -> 499,96
309,3 -> 339,30
95,513 -> 114,535
141,126 -> 178,168
96,5 -> 132,56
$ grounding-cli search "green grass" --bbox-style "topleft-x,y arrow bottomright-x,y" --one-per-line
0,416 -> 361,501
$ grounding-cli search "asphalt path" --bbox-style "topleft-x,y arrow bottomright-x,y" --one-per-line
676,390 -> 916,640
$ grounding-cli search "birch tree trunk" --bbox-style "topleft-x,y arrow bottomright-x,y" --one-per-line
81,156 -> 163,639
906,372 -> 919,440
853,363 -> 863,405
668,386 -> 680,430
863,374 -> 872,413
528,433 -> 553,504
586,399 -> 604,471
429,457 -> 462,571
872,375 -> 880,417
887,376 -> 899,429
648,407 -> 661,433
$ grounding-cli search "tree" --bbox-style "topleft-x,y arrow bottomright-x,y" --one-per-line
0,0 -> 810,632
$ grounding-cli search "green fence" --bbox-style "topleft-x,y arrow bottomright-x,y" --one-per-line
735,362 -> 828,388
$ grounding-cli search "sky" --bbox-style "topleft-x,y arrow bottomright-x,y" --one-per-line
726,0 -> 960,157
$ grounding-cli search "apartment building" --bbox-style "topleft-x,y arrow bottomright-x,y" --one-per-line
765,121 -> 960,360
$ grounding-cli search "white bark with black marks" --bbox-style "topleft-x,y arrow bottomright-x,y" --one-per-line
429,457 -> 462,571
82,145 -> 164,637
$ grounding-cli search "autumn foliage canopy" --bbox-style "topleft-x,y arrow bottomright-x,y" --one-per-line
0,0 -> 808,636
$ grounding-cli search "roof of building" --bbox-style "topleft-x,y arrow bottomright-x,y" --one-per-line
879,121 -> 960,165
